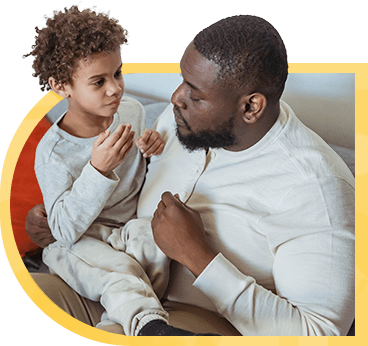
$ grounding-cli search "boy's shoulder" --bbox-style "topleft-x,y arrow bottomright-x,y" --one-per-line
116,95 -> 146,130
34,124 -> 61,166
119,96 -> 145,116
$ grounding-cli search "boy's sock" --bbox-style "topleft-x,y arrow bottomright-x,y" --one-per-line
138,319 -> 220,336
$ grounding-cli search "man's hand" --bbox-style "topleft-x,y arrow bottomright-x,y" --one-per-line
25,204 -> 55,248
151,192 -> 218,277
135,129 -> 165,158
91,124 -> 135,176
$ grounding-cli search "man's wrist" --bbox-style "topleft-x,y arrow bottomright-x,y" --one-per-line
186,249 -> 218,278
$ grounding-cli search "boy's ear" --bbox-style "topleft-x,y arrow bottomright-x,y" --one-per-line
238,93 -> 267,124
48,77 -> 69,98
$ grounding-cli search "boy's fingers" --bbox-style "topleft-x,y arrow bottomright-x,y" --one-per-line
118,137 -> 134,160
110,124 -> 132,148
142,141 -> 165,158
115,130 -> 135,151
138,129 -> 163,151
94,129 -> 110,147
153,142 -> 165,155
138,129 -> 153,145
117,131 -> 135,154
105,124 -> 129,146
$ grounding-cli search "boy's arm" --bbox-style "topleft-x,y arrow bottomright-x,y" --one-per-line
36,124 -> 135,245
36,158 -> 119,245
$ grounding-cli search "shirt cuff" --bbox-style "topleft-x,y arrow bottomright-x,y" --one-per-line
88,160 -> 119,181
79,161 -> 119,199
193,253 -> 255,314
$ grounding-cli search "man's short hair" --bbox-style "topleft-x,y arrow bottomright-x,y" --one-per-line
24,6 -> 127,91
193,15 -> 288,102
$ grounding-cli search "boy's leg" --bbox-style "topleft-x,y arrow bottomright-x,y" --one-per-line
31,273 -> 232,335
107,217 -> 170,299
43,236 -> 168,336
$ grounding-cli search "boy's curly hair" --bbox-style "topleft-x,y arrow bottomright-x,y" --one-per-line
24,6 -> 128,91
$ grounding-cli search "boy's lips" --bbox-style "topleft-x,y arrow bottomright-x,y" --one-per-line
107,98 -> 121,107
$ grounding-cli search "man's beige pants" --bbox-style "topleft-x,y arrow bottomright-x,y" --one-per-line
31,272 -> 241,336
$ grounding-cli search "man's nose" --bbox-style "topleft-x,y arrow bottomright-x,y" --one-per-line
171,83 -> 187,109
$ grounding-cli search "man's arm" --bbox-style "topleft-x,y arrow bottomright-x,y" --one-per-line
25,204 -> 55,248
151,182 -> 355,336
151,192 -> 217,277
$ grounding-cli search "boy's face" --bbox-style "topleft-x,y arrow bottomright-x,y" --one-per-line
65,49 -> 124,119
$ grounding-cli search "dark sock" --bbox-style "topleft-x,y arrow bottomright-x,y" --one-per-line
138,319 -> 220,336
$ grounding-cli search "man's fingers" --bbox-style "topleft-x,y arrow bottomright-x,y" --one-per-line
153,193 -> 173,218
152,199 -> 167,232
33,204 -> 47,216
28,204 -> 49,227
161,191 -> 182,207
157,199 -> 167,211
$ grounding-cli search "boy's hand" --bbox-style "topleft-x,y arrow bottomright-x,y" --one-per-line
91,124 -> 135,176
135,129 -> 165,158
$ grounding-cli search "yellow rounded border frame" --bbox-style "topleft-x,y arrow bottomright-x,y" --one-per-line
1,63 -> 367,346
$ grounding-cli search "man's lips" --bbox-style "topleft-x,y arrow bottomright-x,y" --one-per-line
173,107 -> 187,128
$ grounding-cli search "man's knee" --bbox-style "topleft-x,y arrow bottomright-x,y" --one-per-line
31,273 -> 104,326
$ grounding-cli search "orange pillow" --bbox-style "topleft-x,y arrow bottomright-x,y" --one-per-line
10,117 -> 51,257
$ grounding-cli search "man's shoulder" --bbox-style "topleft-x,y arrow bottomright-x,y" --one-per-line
276,102 -> 354,184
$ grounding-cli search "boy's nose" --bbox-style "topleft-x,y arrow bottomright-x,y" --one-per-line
107,80 -> 123,97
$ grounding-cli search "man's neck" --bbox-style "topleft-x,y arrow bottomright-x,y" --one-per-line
224,101 -> 280,152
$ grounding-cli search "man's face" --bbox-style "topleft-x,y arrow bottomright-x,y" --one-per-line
171,43 -> 239,152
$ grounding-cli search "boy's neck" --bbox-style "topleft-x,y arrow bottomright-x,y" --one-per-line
58,109 -> 114,138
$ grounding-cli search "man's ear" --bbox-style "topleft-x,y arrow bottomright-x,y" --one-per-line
239,93 -> 267,124
48,77 -> 69,98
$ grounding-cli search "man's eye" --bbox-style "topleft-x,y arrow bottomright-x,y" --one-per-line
115,70 -> 122,78
190,95 -> 200,102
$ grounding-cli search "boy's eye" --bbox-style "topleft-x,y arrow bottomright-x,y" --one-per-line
94,79 -> 104,86
115,70 -> 122,78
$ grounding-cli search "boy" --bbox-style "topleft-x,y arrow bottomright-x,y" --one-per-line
24,6 -> 215,337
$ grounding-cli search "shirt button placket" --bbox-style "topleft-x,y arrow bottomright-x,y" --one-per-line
180,151 -> 207,203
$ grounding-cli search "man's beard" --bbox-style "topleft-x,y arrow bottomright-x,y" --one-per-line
175,114 -> 237,152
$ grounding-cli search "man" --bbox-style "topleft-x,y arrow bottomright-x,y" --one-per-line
26,15 -> 355,336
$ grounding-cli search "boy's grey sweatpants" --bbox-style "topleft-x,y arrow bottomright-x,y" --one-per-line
42,217 -> 170,336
